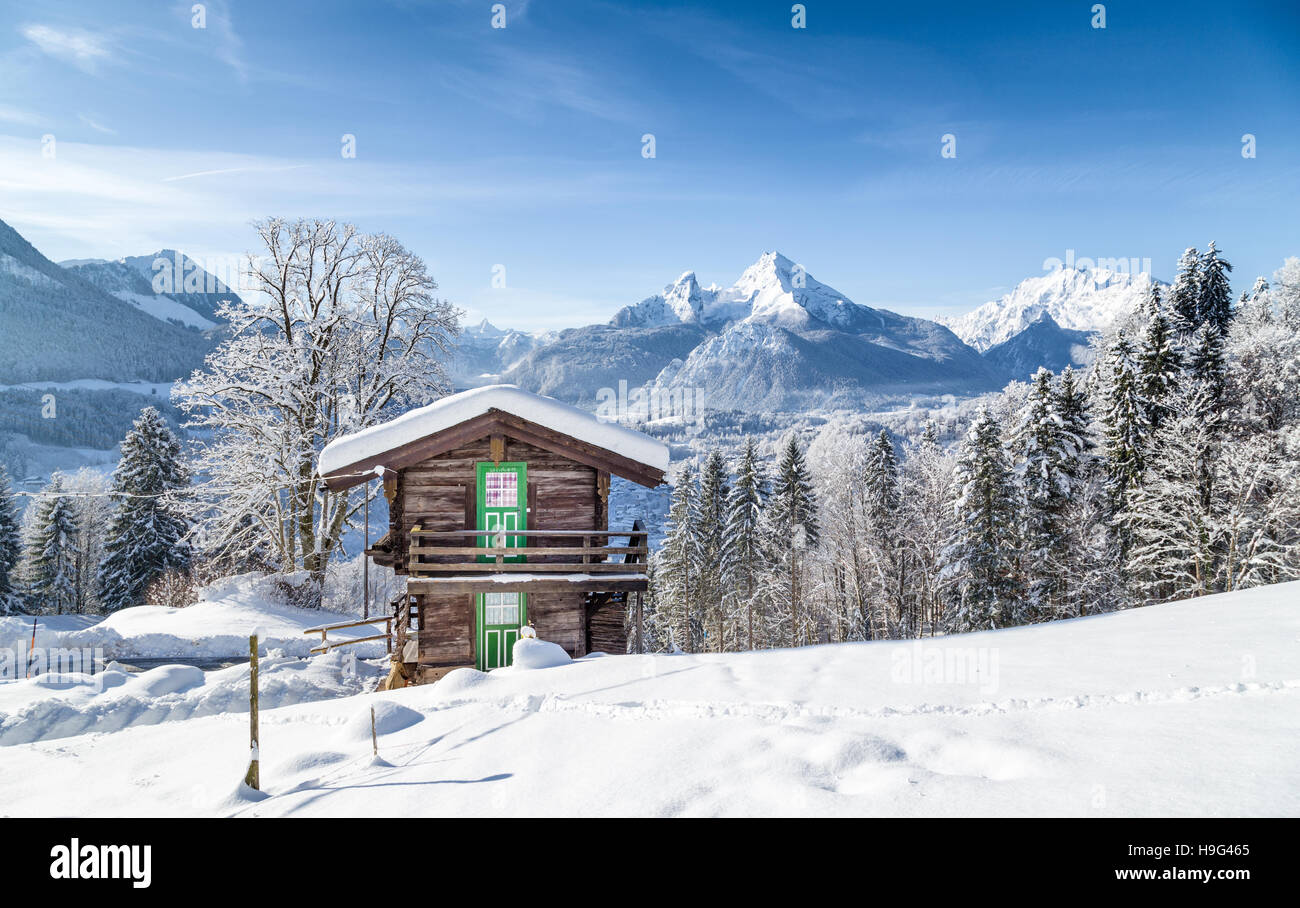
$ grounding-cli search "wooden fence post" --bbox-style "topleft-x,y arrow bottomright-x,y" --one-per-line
370,705 -> 378,757
243,634 -> 259,790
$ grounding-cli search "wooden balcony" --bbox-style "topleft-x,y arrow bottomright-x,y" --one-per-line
406,525 -> 649,594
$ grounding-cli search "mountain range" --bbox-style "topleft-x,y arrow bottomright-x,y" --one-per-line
941,267 -> 1158,353
0,215 -> 1153,416
494,253 -> 1149,410
0,219 -> 226,385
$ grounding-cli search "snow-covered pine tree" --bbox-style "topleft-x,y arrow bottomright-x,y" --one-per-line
721,437 -> 768,650
1198,242 -> 1234,336
23,474 -> 79,614
862,430 -> 905,633
1099,332 -> 1147,541
1056,365 -> 1094,467
696,451 -> 730,651
767,433 -> 819,645
1187,322 -> 1228,417
1136,284 -> 1182,432
947,409 -> 1024,631
636,557 -> 673,654
1168,246 -> 1202,334
657,462 -> 701,653
1051,367 -> 1115,615
97,407 -> 191,612
1016,368 -> 1076,620
1124,382 -> 1220,602
0,466 -> 22,614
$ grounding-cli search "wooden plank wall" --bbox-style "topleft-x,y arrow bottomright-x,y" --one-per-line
588,600 -> 628,655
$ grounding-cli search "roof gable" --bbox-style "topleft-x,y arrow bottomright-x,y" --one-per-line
319,385 -> 669,490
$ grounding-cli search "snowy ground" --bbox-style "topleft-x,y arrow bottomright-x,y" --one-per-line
0,581 -> 1296,816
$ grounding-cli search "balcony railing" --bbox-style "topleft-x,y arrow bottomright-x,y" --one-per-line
407,526 -> 649,582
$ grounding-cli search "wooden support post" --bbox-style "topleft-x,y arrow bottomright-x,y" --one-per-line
243,634 -> 259,790
370,705 -> 378,757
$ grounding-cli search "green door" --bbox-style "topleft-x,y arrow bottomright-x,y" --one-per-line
476,461 -> 527,560
475,461 -> 527,670
477,591 -> 527,671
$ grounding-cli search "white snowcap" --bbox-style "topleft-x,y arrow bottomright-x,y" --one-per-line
319,384 -> 670,479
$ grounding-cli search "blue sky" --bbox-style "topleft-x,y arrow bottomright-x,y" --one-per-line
2,0 -> 1298,329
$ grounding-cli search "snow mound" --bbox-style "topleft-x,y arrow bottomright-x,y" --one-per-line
432,667 -> 491,694
52,573 -> 388,659
0,652 -> 382,747
511,637 -> 572,670
337,700 -> 424,743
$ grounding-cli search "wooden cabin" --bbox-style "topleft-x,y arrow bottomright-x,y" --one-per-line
318,385 -> 668,684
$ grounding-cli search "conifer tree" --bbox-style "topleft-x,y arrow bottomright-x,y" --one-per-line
1100,332 -> 1148,536
1136,284 -> 1182,431
1017,368 -> 1076,618
1055,365 -> 1094,478
24,474 -> 79,614
947,409 -> 1023,631
97,407 -> 191,611
721,437 -> 768,649
767,434 -> 819,645
1125,383 -> 1220,601
1187,322 -> 1228,417
696,451 -> 730,650
862,430 -> 905,630
0,466 -> 22,614
658,462 -> 701,652
1198,241 -> 1234,336
1168,246 -> 1202,333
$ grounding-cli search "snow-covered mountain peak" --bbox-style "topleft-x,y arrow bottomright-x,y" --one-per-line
945,266 -> 1160,352
464,317 -> 507,339
610,269 -> 714,328
716,251 -> 865,330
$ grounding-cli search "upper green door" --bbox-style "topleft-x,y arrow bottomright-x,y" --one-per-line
475,461 -> 527,561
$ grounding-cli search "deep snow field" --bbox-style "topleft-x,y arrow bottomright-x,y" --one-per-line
0,581 -> 1296,817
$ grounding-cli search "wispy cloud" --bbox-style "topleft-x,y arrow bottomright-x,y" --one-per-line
431,44 -> 647,126
0,104 -> 43,127
189,1 -> 248,81
77,114 -> 116,135
162,164 -> 308,182
19,23 -> 115,73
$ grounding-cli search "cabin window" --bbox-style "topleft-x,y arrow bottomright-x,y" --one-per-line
483,592 -> 521,625
484,470 -> 519,507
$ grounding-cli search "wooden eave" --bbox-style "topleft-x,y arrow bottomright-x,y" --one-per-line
322,408 -> 665,491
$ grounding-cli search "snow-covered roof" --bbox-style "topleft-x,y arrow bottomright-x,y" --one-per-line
319,384 -> 670,480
